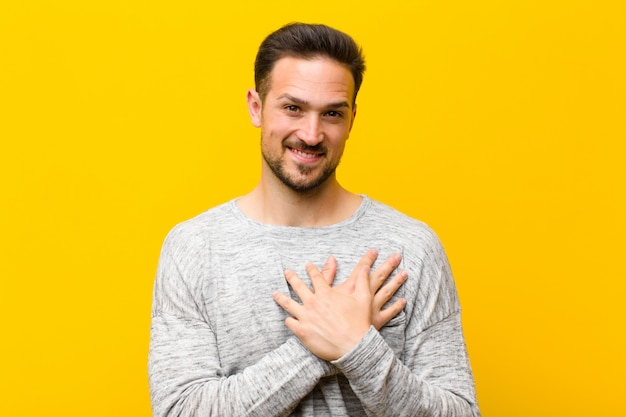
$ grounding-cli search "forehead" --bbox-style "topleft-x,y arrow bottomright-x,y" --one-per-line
266,56 -> 355,105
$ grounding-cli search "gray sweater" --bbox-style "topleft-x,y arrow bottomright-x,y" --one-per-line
149,196 -> 480,416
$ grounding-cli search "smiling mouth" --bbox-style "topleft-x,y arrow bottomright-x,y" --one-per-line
289,147 -> 323,159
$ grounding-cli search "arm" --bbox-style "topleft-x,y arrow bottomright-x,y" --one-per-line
149,228 -> 407,417
332,316 -> 480,417
335,238 -> 481,417
275,244 -> 480,416
148,225 -> 329,417
149,313 -> 328,417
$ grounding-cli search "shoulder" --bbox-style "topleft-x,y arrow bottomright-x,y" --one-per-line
362,197 -> 451,287
160,200 -> 235,257
364,198 -> 443,250
363,199 -> 461,328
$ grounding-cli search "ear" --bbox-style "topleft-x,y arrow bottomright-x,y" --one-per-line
247,88 -> 262,128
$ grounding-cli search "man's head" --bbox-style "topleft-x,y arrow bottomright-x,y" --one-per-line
247,23 -> 364,194
254,23 -> 366,105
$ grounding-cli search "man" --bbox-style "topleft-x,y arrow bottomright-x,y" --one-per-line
149,23 -> 480,416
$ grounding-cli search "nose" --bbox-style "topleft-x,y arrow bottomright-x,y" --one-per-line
296,114 -> 324,146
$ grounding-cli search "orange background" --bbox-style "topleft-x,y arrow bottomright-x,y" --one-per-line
1,1 -> 624,416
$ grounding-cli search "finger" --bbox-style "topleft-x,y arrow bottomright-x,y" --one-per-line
273,290 -> 304,318
354,265 -> 374,326
356,249 -> 379,273
283,269 -> 313,301
355,264 -> 372,298
305,262 -> 330,293
284,315 -> 313,342
342,249 -> 379,291
320,256 -> 337,286
373,298 -> 407,330
373,269 -> 407,309
370,253 -> 402,294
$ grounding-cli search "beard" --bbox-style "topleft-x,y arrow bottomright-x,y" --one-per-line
261,139 -> 340,193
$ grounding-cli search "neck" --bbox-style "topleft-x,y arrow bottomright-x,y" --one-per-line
237,175 -> 362,227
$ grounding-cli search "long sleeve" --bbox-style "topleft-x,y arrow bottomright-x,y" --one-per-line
332,318 -> 479,417
149,315 -> 328,417
148,222 -> 331,417
148,198 -> 480,416
331,222 -> 481,417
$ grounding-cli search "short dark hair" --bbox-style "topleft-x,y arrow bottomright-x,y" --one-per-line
254,22 -> 366,104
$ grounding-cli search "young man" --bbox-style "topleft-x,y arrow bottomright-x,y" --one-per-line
149,23 -> 480,416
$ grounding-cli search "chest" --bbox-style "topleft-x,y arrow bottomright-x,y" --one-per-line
201,234 -> 408,373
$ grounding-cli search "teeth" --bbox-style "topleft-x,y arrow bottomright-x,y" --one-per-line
292,149 -> 318,158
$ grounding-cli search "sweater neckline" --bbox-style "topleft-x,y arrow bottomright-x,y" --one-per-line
228,195 -> 371,232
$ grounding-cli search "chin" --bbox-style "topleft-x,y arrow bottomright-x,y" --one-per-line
282,172 -> 335,193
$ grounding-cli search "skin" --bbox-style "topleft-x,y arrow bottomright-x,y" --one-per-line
239,56 -> 407,361
277,249 -> 408,361
241,56 -> 360,227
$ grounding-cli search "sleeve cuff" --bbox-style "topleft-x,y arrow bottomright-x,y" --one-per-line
330,326 -> 394,378
285,337 -> 338,377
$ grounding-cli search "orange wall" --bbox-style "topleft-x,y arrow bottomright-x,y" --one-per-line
1,1 -> 624,416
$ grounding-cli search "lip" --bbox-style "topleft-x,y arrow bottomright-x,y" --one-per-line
288,147 -> 324,163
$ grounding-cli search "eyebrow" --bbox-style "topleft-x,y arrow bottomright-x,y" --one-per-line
277,93 -> 351,110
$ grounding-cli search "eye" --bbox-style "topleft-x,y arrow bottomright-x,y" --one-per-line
284,105 -> 300,113
325,110 -> 343,119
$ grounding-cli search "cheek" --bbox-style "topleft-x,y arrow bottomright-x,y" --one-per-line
327,138 -> 348,159
327,124 -> 351,145
262,116 -> 293,136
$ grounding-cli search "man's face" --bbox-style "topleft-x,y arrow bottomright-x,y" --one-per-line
247,56 -> 356,193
